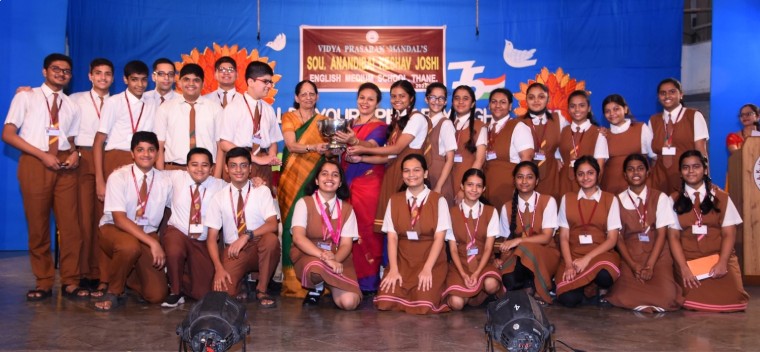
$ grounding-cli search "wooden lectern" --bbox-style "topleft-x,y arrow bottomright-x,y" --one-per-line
727,136 -> 760,284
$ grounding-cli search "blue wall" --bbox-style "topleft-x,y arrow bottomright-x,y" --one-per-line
710,1 -> 760,187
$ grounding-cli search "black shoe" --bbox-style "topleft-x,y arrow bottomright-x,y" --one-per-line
303,290 -> 321,306
161,294 -> 185,308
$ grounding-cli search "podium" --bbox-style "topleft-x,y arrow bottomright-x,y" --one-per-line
727,136 -> 760,283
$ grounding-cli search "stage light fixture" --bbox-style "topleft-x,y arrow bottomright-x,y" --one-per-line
177,291 -> 250,352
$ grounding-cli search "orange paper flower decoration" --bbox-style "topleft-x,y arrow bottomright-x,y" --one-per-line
174,43 -> 281,105
513,67 -> 587,121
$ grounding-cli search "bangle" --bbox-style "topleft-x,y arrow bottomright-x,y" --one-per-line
351,138 -> 359,146
306,145 -> 311,152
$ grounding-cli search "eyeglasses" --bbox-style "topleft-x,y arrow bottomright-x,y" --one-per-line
154,71 -> 176,78
299,92 -> 317,98
227,162 -> 250,170
427,95 -> 446,102
217,67 -> 236,73
49,66 -> 72,75
739,112 -> 757,118
255,78 -> 274,86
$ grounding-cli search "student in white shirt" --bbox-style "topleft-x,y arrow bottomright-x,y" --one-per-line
155,63 -> 223,177
143,58 -> 178,105
203,56 -> 240,108
160,147 -> 226,307
219,61 -> 283,185
205,147 -> 280,308
69,58 -> 114,294
449,85 -> 488,204
96,131 -> 171,311
422,82 -> 456,205
2,53 -> 85,301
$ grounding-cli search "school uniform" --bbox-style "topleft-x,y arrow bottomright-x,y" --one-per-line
442,201 -> 502,306
649,105 -> 709,194
555,188 -> 622,305
669,184 -> 749,312
374,187 -> 452,314
99,164 -> 171,303
499,191 -> 560,303
605,186 -> 683,312
161,171 -> 226,300
98,91 -> 157,178
450,114 -> 487,197
526,113 -> 566,201
601,120 -> 655,194
558,120 -> 609,196
205,181 -> 280,296
155,96 -> 223,169
143,89 -> 178,105
219,93 -> 283,184
290,194 -> 361,296
4,84 -> 82,291
483,117 -> 533,209
204,88 -> 240,109
426,112 -> 456,205
70,89 -> 110,283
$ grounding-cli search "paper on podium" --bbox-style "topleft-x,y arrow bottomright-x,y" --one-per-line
687,254 -> 719,280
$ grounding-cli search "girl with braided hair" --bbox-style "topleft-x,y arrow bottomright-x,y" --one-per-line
449,85 -> 488,204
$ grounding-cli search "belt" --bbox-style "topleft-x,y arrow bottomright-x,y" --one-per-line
166,162 -> 187,167
76,146 -> 93,150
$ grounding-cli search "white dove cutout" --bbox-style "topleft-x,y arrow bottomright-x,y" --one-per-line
503,40 -> 537,68
266,33 -> 287,51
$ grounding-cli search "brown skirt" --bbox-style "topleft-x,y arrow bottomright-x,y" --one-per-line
500,242 -> 561,303
650,157 -> 681,195
374,157 -> 404,233
291,246 -> 361,297
555,250 -> 621,296
484,159 -> 516,210
535,156 -> 561,201
676,254 -> 749,312
600,155 -> 628,195
442,253 -> 502,306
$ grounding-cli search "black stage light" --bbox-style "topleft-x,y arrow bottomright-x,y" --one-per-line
177,291 -> 250,352
484,289 -> 553,352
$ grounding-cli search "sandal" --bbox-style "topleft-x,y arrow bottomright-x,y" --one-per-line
93,293 -> 126,312
255,290 -> 277,308
26,288 -> 52,302
62,284 -> 90,300
90,283 -> 108,299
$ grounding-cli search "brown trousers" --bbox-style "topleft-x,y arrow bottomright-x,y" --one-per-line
77,147 -> 108,281
164,163 -> 187,171
99,224 -> 168,303
103,150 -> 133,180
220,232 -> 280,296
18,152 -> 81,289
161,226 -> 213,300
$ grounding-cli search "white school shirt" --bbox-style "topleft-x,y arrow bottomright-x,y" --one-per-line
668,183 -> 742,230
445,200 -> 500,241
530,112 -> 569,159
617,186 -> 675,229
98,91 -> 157,151
70,89 -> 109,147
204,88 -> 240,108
499,191 -> 559,237
490,117 -> 534,163
647,104 -> 709,142
4,84 -> 80,152
219,92 -> 283,150
429,112 -> 457,156
165,170 -> 227,240
100,164 -> 171,233
558,187 -> 622,231
388,110 -> 429,159
381,186 -> 452,234
143,89 -> 179,105
291,192 -> 359,240
155,96 -> 223,163
609,119 -> 656,158
204,182 -> 278,244
453,113 -> 488,147
565,119 -> 609,159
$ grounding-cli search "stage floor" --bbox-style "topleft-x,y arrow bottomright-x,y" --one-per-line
1,251 -> 757,351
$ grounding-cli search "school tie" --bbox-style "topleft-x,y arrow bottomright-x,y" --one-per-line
693,191 -> 704,241
410,196 -> 419,228
48,93 -> 59,155
136,174 -> 148,218
99,96 -> 104,111
324,201 -> 331,218
189,183 -> 201,227
664,113 -> 675,168
637,197 -> 646,226
187,101 -> 197,149
571,126 -> 581,158
160,96 -> 165,104
222,91 -> 228,108
236,189 -> 246,236
522,201 -> 532,236
252,101 -> 261,139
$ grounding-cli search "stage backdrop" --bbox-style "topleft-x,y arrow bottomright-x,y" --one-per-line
0,0 -> 682,249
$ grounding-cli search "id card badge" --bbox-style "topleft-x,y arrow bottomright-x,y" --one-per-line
136,216 -> 149,226
189,224 -> 204,234
251,135 -> 263,146
453,153 -> 463,163
692,224 -> 708,235
316,241 -> 332,251
579,234 -> 593,245
486,151 -> 497,161
662,147 -> 677,156
46,127 -> 60,136
467,247 -> 479,256
638,233 -> 650,242
406,231 -> 419,240
534,151 -> 546,161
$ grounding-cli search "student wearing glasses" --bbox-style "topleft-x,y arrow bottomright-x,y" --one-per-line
421,82 -> 456,205
204,56 -> 241,109
726,104 -> 760,154
143,58 -> 178,105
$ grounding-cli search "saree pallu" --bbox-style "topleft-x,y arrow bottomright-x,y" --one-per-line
277,112 -> 327,298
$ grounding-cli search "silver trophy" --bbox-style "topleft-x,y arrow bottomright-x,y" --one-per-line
317,118 -> 350,152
